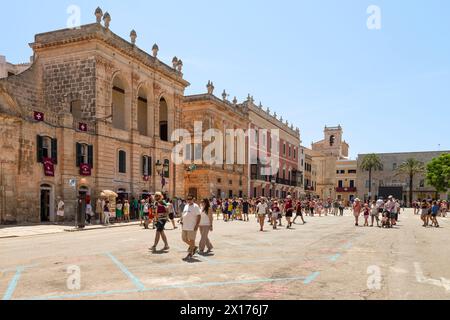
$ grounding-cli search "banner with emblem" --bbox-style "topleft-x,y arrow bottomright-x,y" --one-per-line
43,158 -> 54,176
80,163 -> 91,176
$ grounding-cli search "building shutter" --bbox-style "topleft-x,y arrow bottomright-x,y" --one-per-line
37,135 -> 43,163
142,156 -> 147,176
149,157 -> 152,176
88,145 -> 94,168
51,138 -> 58,164
76,143 -> 82,167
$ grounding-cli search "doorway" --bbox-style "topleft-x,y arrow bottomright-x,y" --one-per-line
188,188 -> 198,200
40,184 -> 53,222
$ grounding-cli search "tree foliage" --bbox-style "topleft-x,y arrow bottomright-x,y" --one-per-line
426,153 -> 450,193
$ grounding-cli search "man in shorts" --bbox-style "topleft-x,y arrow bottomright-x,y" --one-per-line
181,195 -> 201,260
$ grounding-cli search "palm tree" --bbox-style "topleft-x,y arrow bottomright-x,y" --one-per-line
396,158 -> 425,207
360,154 -> 383,201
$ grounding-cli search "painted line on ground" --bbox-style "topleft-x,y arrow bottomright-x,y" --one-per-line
2,267 -> 25,301
329,253 -> 342,262
27,274 -> 311,300
105,253 -> 145,291
303,272 -> 320,285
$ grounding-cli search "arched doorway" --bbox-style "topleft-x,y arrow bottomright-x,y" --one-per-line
40,184 -> 54,222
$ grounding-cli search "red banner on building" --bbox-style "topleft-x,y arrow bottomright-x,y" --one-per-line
34,111 -> 44,122
79,123 -> 87,132
80,163 -> 91,176
43,158 -> 54,176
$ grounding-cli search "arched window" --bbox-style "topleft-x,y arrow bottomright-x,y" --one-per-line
159,98 -> 169,142
118,150 -> 127,173
112,77 -> 126,130
330,135 -> 336,146
137,87 -> 148,136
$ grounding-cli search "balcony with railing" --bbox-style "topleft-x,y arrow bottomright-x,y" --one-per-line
336,187 -> 357,193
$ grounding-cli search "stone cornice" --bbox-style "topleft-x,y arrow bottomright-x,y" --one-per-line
247,103 -> 300,139
30,23 -> 190,88
183,94 -> 248,118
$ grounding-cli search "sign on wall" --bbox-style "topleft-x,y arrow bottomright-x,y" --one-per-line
80,163 -> 91,176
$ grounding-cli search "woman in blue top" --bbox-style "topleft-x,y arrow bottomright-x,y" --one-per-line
431,201 -> 440,228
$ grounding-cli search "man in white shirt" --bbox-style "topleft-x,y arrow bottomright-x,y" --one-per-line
181,195 -> 202,260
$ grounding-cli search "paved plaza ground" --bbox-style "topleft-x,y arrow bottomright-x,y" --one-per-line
0,209 -> 449,300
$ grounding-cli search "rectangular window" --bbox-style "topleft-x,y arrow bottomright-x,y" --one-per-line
194,143 -> 202,161
393,163 -> 397,170
76,143 -> 93,167
37,135 -> 57,164
348,170 -> 357,174
142,156 -> 152,176
119,151 -> 126,173
338,180 -> 343,188
350,180 -> 355,188
420,180 -> 425,188
164,160 -> 170,178
365,180 -> 370,188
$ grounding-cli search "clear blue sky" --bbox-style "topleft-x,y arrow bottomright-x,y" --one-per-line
1,0 -> 449,158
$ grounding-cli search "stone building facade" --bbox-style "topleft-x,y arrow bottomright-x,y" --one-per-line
301,125 -> 351,200
246,98 -> 303,199
0,11 -> 189,223
181,88 -> 249,200
0,55 -> 31,79
357,151 -> 450,203
335,159 -> 357,204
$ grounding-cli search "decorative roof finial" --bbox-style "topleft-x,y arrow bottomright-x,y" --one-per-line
258,102 -> 263,109
95,7 -> 103,23
222,90 -> 228,101
130,30 -> 137,45
103,12 -> 111,29
152,44 -> 159,58
172,57 -> 178,69
274,112 -> 277,118
177,59 -> 183,72
280,116 -> 283,122
206,81 -> 215,95
233,97 -> 238,105
266,107 -> 270,113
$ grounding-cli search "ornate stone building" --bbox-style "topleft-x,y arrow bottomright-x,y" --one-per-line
302,125 -> 351,200
181,85 -> 249,200
0,9 -> 189,223
246,98 -> 303,199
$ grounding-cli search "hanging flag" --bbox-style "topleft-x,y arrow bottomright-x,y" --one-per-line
161,177 -> 166,187
79,123 -> 88,132
34,111 -> 44,122
43,158 -> 54,176
80,163 -> 91,176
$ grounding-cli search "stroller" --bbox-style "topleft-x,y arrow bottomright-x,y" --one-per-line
381,210 -> 392,228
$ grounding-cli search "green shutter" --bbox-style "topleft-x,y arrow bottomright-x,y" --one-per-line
51,138 -> 58,164
37,135 -> 43,163
76,143 -> 81,167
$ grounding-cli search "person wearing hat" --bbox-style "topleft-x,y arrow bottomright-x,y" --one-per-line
352,198 -> 362,226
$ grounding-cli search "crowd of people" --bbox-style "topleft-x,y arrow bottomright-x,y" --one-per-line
93,192 -> 449,261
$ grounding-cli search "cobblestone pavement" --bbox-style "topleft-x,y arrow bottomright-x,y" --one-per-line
0,209 -> 449,300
